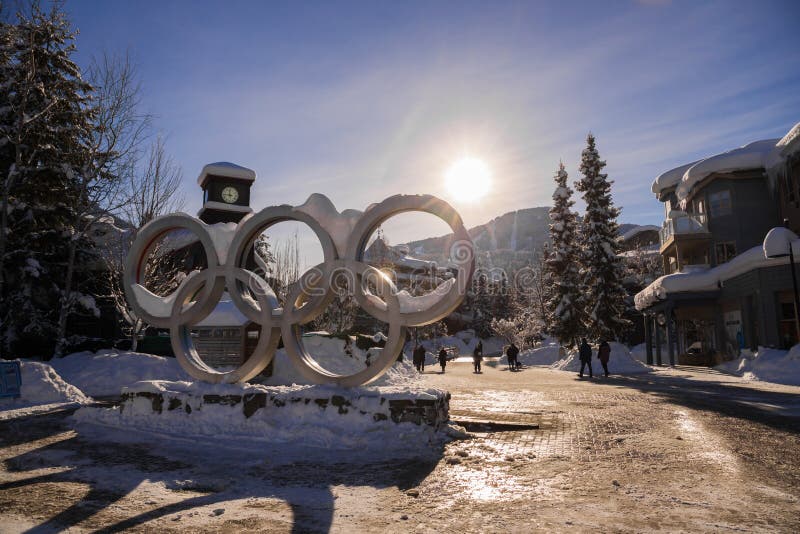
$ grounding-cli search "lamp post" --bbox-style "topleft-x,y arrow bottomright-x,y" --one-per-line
764,224 -> 800,344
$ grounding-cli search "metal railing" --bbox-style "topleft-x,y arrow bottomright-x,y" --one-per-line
660,213 -> 709,245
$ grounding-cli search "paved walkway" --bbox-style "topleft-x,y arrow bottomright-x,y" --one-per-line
1,361 -> 799,532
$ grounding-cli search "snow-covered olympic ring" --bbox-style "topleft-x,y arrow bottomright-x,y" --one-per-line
123,194 -> 474,386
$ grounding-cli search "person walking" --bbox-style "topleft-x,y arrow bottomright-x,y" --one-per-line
506,342 -> 519,371
415,344 -> 427,372
472,340 -> 483,373
578,338 -> 593,378
438,347 -> 448,373
598,339 -> 611,377
411,344 -> 421,372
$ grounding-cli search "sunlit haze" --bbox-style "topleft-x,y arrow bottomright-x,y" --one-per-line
445,158 -> 492,203
65,0 -> 800,233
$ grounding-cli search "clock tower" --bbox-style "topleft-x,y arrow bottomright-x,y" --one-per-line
197,162 -> 255,224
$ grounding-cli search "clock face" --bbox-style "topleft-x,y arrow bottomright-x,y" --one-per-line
221,186 -> 239,204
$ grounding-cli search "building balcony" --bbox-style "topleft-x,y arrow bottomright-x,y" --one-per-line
659,212 -> 711,253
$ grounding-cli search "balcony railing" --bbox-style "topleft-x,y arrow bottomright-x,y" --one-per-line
660,213 -> 709,245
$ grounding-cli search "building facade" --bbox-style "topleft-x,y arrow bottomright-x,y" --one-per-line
636,122 -> 800,365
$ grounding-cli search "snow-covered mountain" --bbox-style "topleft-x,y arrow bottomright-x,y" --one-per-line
405,206 -> 650,264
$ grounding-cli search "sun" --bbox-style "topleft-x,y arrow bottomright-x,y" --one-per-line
445,157 -> 491,202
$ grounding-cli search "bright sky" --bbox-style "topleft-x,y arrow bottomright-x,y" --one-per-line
66,0 -> 800,243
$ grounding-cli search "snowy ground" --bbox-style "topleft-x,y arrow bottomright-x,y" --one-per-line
714,345 -> 800,386
2,362 -> 799,532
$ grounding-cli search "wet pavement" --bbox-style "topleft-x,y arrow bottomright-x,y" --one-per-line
2,360 -> 800,532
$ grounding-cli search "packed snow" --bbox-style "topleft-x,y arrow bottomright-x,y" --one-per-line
49,350 -> 190,397
516,341 -> 564,366
0,361 -> 90,409
675,139 -> 780,207
73,380 -> 459,460
295,193 -> 362,257
196,161 -> 256,186
550,343 -> 652,374
715,345 -> 800,386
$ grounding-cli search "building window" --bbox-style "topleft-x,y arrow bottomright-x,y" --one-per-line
692,198 -> 705,215
714,242 -> 737,264
709,190 -> 732,217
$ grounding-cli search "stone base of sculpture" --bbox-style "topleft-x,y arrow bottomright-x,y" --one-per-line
74,381 -> 452,449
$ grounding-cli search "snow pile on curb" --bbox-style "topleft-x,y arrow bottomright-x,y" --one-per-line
715,346 -> 800,386
517,342 -> 563,366
550,343 -> 652,374
49,350 -> 190,397
73,381 -> 456,459
0,361 -> 90,408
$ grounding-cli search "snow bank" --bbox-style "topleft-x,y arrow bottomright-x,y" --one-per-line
517,342 -> 563,366
73,381 -> 456,460
715,345 -> 800,386
550,343 -> 652,374
49,350 -> 190,397
0,361 -> 90,409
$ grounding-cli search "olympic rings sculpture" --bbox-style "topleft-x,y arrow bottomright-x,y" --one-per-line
124,194 -> 475,386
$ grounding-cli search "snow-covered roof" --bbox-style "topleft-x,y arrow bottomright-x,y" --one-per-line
777,122 -> 800,150
197,162 -> 256,187
674,139 -> 780,207
195,294 -> 250,327
651,121 -> 800,203
651,160 -> 701,196
620,225 -> 659,242
635,227 -> 800,310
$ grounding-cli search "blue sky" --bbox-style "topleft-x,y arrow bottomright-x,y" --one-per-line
65,0 -> 800,240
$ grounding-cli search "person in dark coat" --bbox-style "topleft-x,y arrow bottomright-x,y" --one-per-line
411,344 -> 421,371
412,344 -> 426,372
472,341 -> 483,373
597,339 -> 611,377
506,343 -> 519,371
578,338 -> 593,378
438,347 -> 448,373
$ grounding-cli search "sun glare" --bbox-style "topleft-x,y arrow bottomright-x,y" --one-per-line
445,157 -> 491,203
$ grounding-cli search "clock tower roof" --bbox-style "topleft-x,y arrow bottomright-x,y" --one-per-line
197,161 -> 256,188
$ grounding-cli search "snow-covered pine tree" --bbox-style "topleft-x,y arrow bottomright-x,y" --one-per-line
574,133 -> 629,341
0,3 -> 95,358
545,162 -> 583,346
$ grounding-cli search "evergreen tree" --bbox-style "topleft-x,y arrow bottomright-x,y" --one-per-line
574,134 -> 629,340
0,3 -> 94,357
545,162 -> 582,346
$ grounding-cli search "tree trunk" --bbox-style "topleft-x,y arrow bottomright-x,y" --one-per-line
53,236 -> 78,359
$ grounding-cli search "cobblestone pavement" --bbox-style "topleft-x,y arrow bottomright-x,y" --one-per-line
2,361 -> 800,533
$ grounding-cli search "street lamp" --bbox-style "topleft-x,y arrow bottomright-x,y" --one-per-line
763,224 -> 800,344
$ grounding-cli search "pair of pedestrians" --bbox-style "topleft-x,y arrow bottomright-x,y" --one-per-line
578,338 -> 611,378
506,342 -> 520,371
